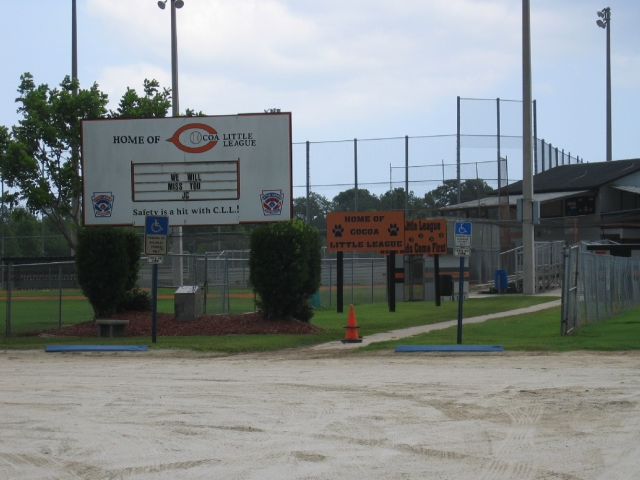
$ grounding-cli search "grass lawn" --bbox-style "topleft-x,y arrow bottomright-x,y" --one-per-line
360,304 -> 640,352
0,288 -> 257,336
1,295 -> 558,351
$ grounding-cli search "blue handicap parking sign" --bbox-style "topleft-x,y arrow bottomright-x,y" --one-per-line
145,216 -> 169,236
455,222 -> 472,236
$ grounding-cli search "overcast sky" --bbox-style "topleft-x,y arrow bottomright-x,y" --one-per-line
1,0 -> 638,199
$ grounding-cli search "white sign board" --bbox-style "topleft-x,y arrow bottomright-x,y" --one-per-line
454,221 -> 472,247
147,256 -> 164,264
144,216 -> 169,255
454,247 -> 471,257
82,113 -> 292,226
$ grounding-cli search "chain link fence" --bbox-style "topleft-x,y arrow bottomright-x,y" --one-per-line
318,256 -> 388,307
1,251 -> 392,336
1,253 -> 239,337
1,260 -> 92,336
561,247 -> 640,335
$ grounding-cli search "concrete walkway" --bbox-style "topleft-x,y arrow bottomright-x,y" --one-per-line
312,298 -> 561,350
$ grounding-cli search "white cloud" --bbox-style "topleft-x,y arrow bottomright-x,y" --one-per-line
77,0 -> 640,161
86,0 -> 529,127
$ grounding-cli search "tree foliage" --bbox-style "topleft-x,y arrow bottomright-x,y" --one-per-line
332,188 -> 380,212
108,79 -> 171,118
424,179 -> 494,209
0,207 -> 71,257
75,227 -> 144,318
248,220 -> 321,322
293,192 -> 332,230
0,74 -> 176,251
0,73 -> 108,249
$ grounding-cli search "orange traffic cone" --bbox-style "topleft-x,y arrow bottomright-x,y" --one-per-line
341,304 -> 363,343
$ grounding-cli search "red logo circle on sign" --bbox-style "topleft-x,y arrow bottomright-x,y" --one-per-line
167,123 -> 219,153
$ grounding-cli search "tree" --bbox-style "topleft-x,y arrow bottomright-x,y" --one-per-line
424,179 -> 494,209
0,74 -> 175,252
75,227 -> 144,318
2,208 -> 41,257
378,187 -> 429,218
293,192 -> 332,230
0,74 -> 108,250
108,79 -> 171,118
332,188 -> 380,212
249,220 -> 321,322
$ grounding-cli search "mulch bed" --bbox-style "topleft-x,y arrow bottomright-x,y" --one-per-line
29,311 -> 323,338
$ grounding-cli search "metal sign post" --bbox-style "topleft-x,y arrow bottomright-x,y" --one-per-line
454,222 -> 472,344
145,216 -> 169,343
326,211 -> 405,313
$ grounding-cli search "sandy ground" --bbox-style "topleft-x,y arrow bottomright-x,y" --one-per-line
1,347 -> 640,479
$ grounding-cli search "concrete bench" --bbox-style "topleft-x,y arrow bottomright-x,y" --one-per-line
96,319 -> 130,338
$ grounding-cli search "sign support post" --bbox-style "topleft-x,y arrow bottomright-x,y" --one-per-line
145,216 -> 169,344
389,251 -> 396,312
434,254 -> 441,307
326,211 -> 405,314
151,263 -> 158,343
457,256 -> 464,344
454,221 -> 472,345
337,251 -> 344,314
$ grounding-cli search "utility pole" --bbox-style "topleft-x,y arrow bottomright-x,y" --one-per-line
522,0 -> 536,295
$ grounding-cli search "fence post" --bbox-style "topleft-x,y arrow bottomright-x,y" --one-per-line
226,256 -> 230,313
561,246 -> 570,335
595,256 -> 601,322
533,99 -> 538,174
329,261 -> 332,307
354,138 -> 358,211
306,140 -> 311,223
405,135 -> 409,216
204,255 -> 208,314
351,253 -> 354,305
6,261 -> 12,337
456,96 -> 461,204
221,257 -> 226,314
58,263 -> 63,329
371,259 -> 374,303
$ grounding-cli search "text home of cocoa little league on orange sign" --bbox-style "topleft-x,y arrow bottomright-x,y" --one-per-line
326,211 -> 405,252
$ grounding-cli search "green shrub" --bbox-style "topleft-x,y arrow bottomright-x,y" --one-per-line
76,227 -> 143,318
119,287 -> 152,312
249,219 -> 321,322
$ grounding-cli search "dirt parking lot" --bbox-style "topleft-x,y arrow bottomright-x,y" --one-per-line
1,348 -> 639,479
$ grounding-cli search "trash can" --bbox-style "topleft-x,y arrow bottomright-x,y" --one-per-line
440,274 -> 454,296
494,270 -> 508,292
310,290 -> 322,307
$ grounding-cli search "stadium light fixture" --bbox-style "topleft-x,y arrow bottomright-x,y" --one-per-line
158,1 -> 184,9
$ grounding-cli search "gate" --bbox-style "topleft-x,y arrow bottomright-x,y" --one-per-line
560,245 -> 579,336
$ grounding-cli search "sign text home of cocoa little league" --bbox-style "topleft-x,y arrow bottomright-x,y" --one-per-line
326,211 -> 405,252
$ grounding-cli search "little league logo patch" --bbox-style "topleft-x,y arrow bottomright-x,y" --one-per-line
260,190 -> 284,216
92,192 -> 115,217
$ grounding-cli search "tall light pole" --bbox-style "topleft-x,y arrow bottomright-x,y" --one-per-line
158,0 -> 185,286
597,7 -> 612,162
522,0 -> 535,295
72,0 -> 78,96
69,0 -> 79,256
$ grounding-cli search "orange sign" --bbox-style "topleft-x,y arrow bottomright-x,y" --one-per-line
327,211 -> 405,252
404,218 -> 447,255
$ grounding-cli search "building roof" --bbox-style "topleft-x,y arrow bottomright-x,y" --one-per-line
498,158 -> 640,195
439,190 -> 589,211
612,185 -> 640,195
